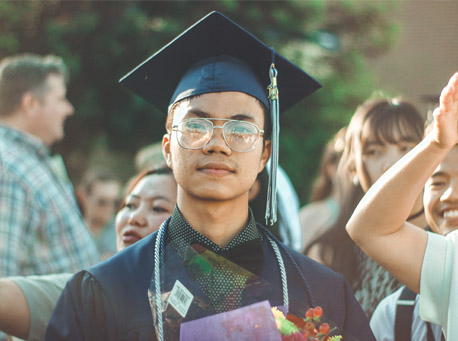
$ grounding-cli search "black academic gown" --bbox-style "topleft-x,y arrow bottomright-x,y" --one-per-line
46,229 -> 374,340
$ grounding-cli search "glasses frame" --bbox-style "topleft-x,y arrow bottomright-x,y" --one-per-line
172,118 -> 265,153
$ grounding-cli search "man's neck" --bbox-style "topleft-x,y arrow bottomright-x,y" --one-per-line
177,192 -> 250,248
0,114 -> 47,146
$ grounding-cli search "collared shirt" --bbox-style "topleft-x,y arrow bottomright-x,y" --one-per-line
167,205 -> 261,255
0,124 -> 99,276
166,206 -> 263,312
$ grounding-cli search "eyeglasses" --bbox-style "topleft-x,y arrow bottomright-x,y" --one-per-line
172,118 -> 264,152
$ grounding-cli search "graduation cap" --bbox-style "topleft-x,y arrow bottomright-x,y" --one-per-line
120,11 -> 321,226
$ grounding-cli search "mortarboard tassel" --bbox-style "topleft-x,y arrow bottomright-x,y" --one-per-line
266,60 -> 279,226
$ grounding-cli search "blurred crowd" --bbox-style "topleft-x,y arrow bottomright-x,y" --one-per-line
0,44 -> 456,340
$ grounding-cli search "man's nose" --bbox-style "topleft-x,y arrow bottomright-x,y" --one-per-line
202,126 -> 232,155
66,99 -> 74,116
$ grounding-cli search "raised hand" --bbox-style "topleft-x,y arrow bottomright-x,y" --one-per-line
431,72 -> 458,149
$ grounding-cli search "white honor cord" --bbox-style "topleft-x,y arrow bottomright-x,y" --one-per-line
154,224 -> 165,341
266,234 -> 289,307
153,228 -> 288,341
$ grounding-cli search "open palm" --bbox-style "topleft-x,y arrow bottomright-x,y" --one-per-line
432,72 -> 458,149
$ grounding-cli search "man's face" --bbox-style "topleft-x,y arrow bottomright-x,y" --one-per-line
424,146 -> 458,235
163,91 -> 271,203
31,74 -> 74,146
84,180 -> 121,232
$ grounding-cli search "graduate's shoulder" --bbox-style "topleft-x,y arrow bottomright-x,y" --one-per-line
86,232 -> 157,285
283,243 -> 346,284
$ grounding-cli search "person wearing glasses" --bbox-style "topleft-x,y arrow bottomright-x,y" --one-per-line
46,12 -> 374,340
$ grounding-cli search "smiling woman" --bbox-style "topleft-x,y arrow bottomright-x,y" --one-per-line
0,167 -> 177,341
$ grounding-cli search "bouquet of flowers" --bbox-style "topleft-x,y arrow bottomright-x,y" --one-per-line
272,306 -> 342,341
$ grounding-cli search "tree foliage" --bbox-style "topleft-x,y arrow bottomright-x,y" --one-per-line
0,0 -> 400,203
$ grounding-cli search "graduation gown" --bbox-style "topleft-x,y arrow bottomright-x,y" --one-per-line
46,230 -> 374,340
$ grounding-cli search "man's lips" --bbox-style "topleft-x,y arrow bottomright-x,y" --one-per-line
198,163 -> 235,175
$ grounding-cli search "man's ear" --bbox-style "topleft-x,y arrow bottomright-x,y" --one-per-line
21,92 -> 40,117
162,133 -> 173,168
75,187 -> 88,214
259,139 -> 272,173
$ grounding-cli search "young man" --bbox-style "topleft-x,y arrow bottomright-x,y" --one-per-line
347,72 -> 458,339
0,54 -> 99,276
46,12 -> 374,340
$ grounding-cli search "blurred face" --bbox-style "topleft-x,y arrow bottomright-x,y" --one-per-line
115,174 -> 177,251
163,92 -> 270,203
355,124 -> 417,192
84,180 -> 121,232
31,74 -> 74,146
424,146 -> 458,235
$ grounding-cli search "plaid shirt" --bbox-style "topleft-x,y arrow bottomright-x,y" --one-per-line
0,124 -> 99,276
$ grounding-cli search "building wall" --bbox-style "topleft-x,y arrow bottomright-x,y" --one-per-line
369,0 -> 458,116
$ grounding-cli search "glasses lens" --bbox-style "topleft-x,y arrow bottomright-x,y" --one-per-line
178,119 -> 212,149
224,121 -> 259,152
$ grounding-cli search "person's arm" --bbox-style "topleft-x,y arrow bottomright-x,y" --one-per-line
0,279 -> 30,339
346,72 -> 458,293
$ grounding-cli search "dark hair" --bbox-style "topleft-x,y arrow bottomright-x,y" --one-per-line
309,127 -> 346,202
343,97 -> 424,190
0,54 -> 68,116
118,167 -> 173,211
304,97 -> 424,290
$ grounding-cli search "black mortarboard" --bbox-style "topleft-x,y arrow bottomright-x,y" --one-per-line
120,11 -> 321,225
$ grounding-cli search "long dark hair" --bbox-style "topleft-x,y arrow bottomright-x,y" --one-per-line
304,97 -> 424,290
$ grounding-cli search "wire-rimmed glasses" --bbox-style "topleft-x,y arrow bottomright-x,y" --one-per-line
172,118 -> 264,152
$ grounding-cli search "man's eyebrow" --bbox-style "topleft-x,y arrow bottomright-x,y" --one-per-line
187,110 -> 256,122
187,109 -> 209,118
230,113 -> 255,122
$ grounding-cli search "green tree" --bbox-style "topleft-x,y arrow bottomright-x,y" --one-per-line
0,0 -> 400,201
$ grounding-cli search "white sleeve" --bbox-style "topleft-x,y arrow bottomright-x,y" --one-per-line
419,230 -> 457,337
